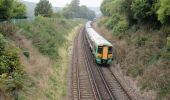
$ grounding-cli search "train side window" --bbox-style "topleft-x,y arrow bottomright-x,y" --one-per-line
108,47 -> 112,54
98,46 -> 103,53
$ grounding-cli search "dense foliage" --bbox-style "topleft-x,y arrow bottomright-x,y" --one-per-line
157,0 -> 170,24
0,33 -> 24,99
0,0 -> 26,20
100,0 -> 170,99
13,0 -> 27,19
34,0 -> 53,17
100,0 -> 170,33
62,0 -> 95,20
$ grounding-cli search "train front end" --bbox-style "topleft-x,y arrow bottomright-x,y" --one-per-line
95,45 -> 113,65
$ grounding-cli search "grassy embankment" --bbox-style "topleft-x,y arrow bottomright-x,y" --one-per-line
96,18 -> 170,99
0,32 -> 24,100
0,17 -> 82,100
99,0 -> 170,99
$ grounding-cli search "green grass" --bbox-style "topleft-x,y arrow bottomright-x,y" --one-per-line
0,33 -> 26,99
17,16 -> 80,60
16,16 -> 82,99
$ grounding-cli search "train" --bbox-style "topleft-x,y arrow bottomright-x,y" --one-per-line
85,21 -> 114,65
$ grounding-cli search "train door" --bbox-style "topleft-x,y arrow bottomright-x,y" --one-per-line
103,46 -> 108,59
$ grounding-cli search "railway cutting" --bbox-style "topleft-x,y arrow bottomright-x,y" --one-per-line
68,23 -> 136,100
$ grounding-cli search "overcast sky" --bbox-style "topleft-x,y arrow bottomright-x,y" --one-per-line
23,0 -> 103,7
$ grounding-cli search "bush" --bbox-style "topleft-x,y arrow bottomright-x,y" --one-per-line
0,34 -> 21,74
161,25 -> 170,36
0,33 -> 24,99
127,65 -> 144,78
157,0 -> 170,24
23,51 -> 30,58
161,48 -> 170,59
113,17 -> 129,33
0,23 -> 17,37
17,17 -> 80,60
136,36 -> 148,46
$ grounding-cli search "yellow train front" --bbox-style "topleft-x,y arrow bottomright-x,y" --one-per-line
85,21 -> 114,65
95,45 -> 113,64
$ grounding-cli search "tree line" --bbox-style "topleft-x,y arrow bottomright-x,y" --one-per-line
35,0 -> 95,20
62,0 -> 95,20
100,0 -> 170,34
0,0 -> 95,20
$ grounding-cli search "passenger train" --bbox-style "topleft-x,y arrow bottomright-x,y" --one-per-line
85,21 -> 114,65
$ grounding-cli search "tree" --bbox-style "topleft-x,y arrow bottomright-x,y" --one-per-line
79,6 -> 95,19
62,8 -> 75,19
12,1 -> 27,19
62,0 -> 95,20
0,0 -> 14,20
0,0 -> 26,20
34,0 -> 53,17
70,0 -> 80,6
131,0 -> 158,23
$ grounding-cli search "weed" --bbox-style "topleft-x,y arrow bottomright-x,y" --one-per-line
0,33 -> 25,99
136,36 -> 148,47
23,51 -> 30,58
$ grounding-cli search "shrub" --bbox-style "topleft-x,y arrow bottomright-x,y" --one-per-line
0,34 -> 21,74
127,65 -> 144,78
0,33 -> 24,99
161,47 -> 170,59
161,25 -> 170,36
0,23 -> 17,37
17,17 -> 79,60
157,0 -> 170,24
136,36 -> 148,46
23,51 -> 30,58
113,18 -> 129,33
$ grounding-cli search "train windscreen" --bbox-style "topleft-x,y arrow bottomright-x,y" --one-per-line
108,47 -> 112,54
98,46 -> 103,53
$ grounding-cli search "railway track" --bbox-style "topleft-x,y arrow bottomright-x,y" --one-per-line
71,27 -> 134,100
72,28 -> 100,100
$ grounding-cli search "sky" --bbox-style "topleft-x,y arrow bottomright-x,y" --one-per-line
23,0 -> 103,7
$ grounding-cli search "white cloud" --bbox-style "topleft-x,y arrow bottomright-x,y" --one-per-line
23,0 -> 103,7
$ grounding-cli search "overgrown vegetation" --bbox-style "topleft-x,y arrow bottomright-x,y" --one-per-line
17,16 -> 80,60
16,16 -> 81,99
0,0 -> 27,99
100,0 -> 170,99
100,0 -> 170,34
0,33 -> 25,99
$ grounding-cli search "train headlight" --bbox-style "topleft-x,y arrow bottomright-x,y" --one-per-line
108,54 -> 113,58
97,54 -> 102,58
